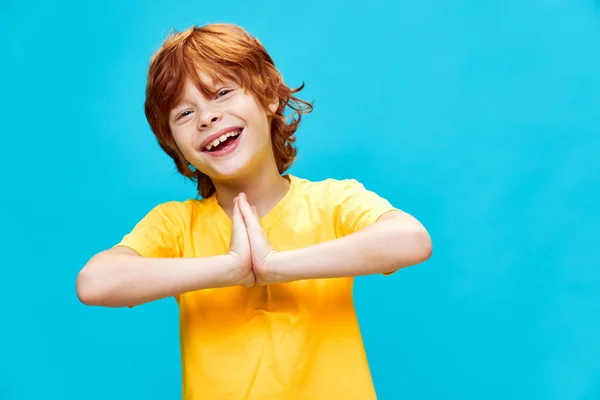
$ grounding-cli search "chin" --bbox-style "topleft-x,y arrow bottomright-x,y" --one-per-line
200,157 -> 253,182
193,139 -> 269,182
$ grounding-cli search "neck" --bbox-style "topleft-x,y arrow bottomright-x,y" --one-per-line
212,166 -> 291,219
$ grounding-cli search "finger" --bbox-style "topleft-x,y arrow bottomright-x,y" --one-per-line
239,196 -> 268,239
238,193 -> 258,227
231,197 -> 246,231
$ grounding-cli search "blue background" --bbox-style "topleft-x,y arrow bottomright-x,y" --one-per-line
1,0 -> 599,399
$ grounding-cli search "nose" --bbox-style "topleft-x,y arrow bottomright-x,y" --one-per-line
198,110 -> 223,129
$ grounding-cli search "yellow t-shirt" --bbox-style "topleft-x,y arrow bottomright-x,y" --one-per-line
117,175 -> 397,400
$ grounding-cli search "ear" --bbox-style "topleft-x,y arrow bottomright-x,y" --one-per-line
267,97 -> 279,115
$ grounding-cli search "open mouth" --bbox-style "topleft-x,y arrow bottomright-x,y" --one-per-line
202,128 -> 242,153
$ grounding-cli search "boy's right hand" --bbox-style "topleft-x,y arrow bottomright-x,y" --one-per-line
227,196 -> 256,288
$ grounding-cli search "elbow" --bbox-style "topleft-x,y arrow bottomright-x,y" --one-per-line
416,228 -> 432,263
76,257 -> 111,306
400,226 -> 432,266
76,268 -> 101,306
379,218 -> 432,275
380,212 -> 432,266
420,231 -> 433,262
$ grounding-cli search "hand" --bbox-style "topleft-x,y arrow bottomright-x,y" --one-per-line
227,196 -> 255,288
237,193 -> 277,285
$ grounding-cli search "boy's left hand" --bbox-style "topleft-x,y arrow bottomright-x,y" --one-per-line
236,193 -> 277,285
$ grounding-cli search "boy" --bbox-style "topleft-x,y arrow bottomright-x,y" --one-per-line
77,23 -> 432,399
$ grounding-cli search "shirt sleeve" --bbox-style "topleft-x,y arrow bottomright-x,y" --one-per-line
115,201 -> 187,258
330,179 -> 401,276
330,179 -> 399,238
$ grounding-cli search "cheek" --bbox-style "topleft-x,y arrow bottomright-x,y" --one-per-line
248,110 -> 271,137
171,132 -> 197,161
171,125 -> 194,146
247,121 -> 271,149
171,133 -> 184,152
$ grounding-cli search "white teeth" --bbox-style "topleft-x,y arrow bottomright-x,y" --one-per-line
204,129 -> 241,151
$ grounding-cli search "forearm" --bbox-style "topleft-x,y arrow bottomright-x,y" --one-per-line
76,251 -> 239,308
270,217 -> 431,282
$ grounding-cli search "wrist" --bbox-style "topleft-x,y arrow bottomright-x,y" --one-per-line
225,252 -> 255,288
263,251 -> 290,284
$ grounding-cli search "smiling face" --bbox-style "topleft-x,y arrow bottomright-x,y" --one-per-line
169,75 -> 279,183
144,24 -> 313,198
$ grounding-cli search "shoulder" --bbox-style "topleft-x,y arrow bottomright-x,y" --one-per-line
137,198 -> 212,227
290,175 -> 372,200
290,175 -> 364,192
144,199 -> 191,218
290,174 -> 394,212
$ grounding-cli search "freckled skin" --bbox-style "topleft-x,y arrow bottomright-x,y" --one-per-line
169,75 -> 279,184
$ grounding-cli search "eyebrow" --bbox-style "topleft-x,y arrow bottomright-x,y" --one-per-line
178,99 -> 194,106
172,97 -> 196,110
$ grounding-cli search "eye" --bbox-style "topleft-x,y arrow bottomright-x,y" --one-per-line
217,89 -> 232,98
176,110 -> 193,120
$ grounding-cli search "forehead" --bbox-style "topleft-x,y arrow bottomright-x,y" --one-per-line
175,73 -> 222,103
195,71 -> 219,88
171,71 -> 241,112
167,60 -> 246,113
185,69 -> 238,95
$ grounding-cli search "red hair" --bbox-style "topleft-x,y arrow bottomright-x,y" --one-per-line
144,23 -> 313,198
